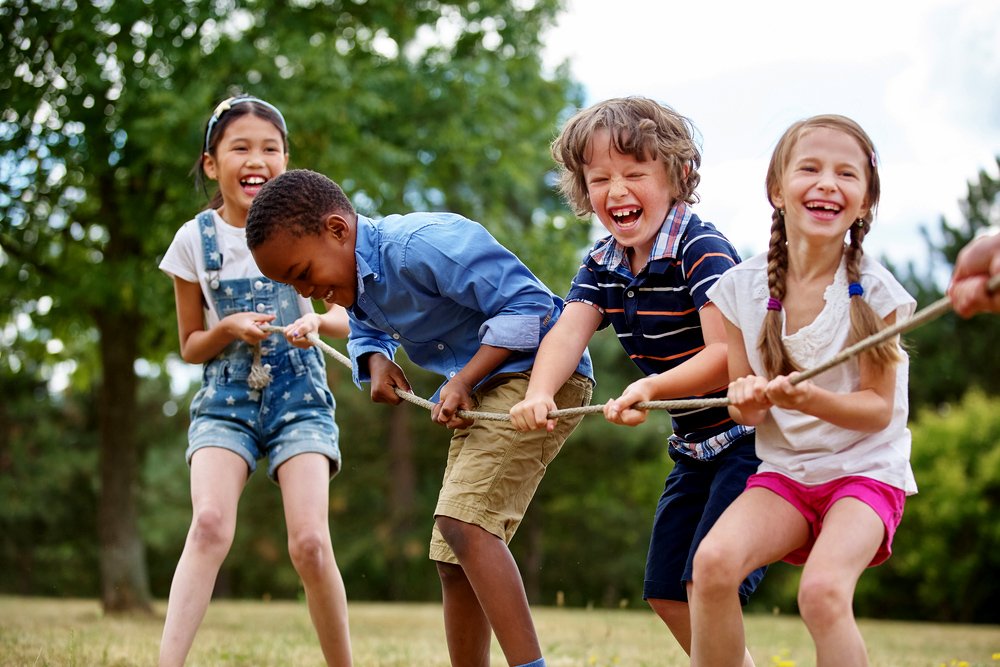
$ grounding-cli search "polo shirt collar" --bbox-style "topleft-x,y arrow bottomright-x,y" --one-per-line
589,202 -> 693,271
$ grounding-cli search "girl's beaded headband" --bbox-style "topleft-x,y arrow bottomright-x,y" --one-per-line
204,95 -> 287,152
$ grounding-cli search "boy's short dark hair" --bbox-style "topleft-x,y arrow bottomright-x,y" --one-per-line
246,169 -> 356,250
551,96 -> 702,218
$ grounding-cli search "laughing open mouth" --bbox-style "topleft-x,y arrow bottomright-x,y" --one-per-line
611,207 -> 642,226
805,201 -> 842,215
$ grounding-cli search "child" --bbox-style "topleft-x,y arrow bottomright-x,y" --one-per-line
949,227 -> 1000,316
509,97 -> 765,664
244,169 -> 594,667
689,115 -> 917,667
158,95 -> 353,667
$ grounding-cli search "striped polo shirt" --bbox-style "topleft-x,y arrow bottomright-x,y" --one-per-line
566,203 -> 748,459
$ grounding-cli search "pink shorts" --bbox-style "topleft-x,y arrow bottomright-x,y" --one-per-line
746,472 -> 906,567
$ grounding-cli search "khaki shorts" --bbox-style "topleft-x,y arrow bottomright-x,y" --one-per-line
429,371 -> 593,564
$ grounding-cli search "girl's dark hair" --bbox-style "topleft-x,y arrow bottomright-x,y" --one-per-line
193,94 -> 289,209
551,96 -> 702,217
758,114 -> 900,378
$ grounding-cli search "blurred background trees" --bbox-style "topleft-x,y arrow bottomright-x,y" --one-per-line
2,0 -> 998,623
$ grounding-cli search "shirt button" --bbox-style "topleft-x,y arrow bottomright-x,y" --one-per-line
256,304 -> 266,313
254,280 -> 264,290
392,333 -> 400,340
449,371 -> 456,378
626,290 -> 635,298
437,343 -> 445,350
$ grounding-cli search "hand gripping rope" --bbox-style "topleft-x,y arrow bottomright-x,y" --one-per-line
258,273 -> 1000,423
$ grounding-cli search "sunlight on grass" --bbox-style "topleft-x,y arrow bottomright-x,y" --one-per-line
0,596 -> 997,666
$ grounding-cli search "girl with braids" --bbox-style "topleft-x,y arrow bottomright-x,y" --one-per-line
688,115 -> 917,667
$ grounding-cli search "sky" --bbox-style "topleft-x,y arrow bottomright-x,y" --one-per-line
541,0 -> 1000,269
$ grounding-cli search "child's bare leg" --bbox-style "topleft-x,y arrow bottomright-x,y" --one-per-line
799,498 -> 883,667
650,592 -> 755,665
690,488 -> 807,667
436,516 -> 540,666
159,448 -> 247,667
437,560 -> 492,667
648,599 -> 693,652
278,453 -> 352,667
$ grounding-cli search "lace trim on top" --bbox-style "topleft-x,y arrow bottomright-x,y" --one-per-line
757,258 -> 851,370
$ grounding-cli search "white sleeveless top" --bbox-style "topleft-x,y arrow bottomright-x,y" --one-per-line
708,252 -> 918,494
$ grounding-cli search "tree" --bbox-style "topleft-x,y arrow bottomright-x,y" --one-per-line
895,158 -> 1000,409
1,0 -> 586,612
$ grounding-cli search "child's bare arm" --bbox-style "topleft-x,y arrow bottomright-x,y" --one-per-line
173,277 -> 272,364
764,313 -> 899,432
317,302 -> 350,338
721,316 -> 771,426
605,303 -> 730,426
510,302 -> 601,432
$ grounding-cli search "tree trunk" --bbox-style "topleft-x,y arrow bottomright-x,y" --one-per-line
96,310 -> 153,614
521,512 -> 544,604
387,402 -> 416,599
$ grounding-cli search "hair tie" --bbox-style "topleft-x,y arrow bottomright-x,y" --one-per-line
848,282 -> 864,297
204,95 -> 288,152
766,297 -> 782,311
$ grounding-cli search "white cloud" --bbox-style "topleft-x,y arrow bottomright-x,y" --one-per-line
543,0 -> 1000,266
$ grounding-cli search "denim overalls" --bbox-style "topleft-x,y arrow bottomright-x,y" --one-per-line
186,211 -> 341,481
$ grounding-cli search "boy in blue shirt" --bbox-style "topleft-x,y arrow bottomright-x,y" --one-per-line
510,97 -> 765,664
246,168 -> 593,667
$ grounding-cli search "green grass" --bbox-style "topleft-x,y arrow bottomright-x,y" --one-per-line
0,596 -> 998,666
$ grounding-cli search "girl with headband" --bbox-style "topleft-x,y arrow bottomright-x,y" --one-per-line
158,95 -> 354,666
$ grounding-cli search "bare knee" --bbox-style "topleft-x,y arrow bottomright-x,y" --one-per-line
188,507 -> 235,555
691,538 -> 741,595
435,516 -> 481,561
288,529 -> 332,579
435,559 -> 469,589
798,572 -> 852,629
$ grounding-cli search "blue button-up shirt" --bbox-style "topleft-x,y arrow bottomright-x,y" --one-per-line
346,212 -> 593,400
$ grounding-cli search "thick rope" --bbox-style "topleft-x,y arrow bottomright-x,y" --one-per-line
247,344 -> 273,389
259,272 -> 999,422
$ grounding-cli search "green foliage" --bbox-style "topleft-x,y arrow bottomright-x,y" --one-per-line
855,390 -> 1000,623
0,0 -> 585,610
0,369 -> 100,597
895,158 -> 1000,409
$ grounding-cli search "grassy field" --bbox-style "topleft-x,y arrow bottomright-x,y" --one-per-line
1,596 -> 998,666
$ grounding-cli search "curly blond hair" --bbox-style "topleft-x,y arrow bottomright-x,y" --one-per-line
551,96 -> 701,217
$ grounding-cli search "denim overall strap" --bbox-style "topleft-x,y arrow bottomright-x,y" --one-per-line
197,210 -> 223,290
197,211 -> 273,388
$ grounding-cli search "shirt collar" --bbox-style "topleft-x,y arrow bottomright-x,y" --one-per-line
354,215 -> 381,280
589,201 -> 693,271
353,215 -> 382,306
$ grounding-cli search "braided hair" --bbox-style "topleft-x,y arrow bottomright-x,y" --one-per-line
758,115 -> 901,378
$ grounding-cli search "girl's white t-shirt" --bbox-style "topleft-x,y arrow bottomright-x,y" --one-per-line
708,251 -> 918,494
158,209 -> 315,327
